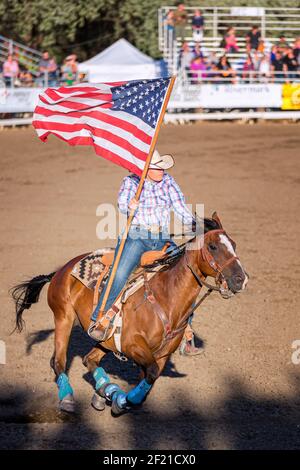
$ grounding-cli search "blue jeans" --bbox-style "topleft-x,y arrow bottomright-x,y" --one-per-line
91,226 -> 177,321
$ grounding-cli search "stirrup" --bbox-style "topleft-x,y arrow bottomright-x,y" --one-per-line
88,320 -> 112,342
88,316 -> 113,342
88,307 -> 117,342
179,337 -> 204,356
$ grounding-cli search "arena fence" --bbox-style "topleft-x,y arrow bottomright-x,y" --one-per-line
159,6 -> 300,78
164,110 -> 300,123
0,34 -> 42,76
159,6 -> 300,47
1,110 -> 300,129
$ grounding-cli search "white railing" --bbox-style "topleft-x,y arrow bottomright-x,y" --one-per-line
159,6 -> 300,49
0,34 -> 42,76
178,69 -> 300,86
164,111 -> 300,123
159,6 -> 300,72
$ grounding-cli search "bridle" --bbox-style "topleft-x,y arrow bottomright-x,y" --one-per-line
185,229 -> 240,296
142,228 -> 241,358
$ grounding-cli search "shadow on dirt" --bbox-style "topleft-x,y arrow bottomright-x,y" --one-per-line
17,325 -> 300,449
0,386 -> 100,450
1,374 -> 300,449
26,325 -> 191,385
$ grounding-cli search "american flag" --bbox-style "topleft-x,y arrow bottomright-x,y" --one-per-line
33,77 -> 171,176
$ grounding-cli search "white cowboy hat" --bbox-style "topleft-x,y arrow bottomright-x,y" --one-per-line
149,149 -> 174,170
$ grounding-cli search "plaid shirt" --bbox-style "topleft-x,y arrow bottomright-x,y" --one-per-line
118,173 -> 194,230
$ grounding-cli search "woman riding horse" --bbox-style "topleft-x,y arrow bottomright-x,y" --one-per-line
12,210 -> 248,415
88,149 -> 200,355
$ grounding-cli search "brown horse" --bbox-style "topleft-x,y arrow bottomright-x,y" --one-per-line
11,213 -> 248,416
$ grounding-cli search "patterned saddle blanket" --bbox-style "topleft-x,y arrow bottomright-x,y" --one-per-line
71,248 -> 162,354
74,246 -> 162,299
71,247 -> 161,297
71,248 -> 115,290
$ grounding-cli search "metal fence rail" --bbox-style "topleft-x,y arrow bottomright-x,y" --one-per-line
178,69 -> 300,85
1,112 -> 300,129
164,110 -> 300,123
159,6 -> 300,50
0,34 -> 42,76
159,6 -> 300,73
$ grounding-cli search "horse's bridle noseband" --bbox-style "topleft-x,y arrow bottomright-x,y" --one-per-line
186,229 -> 240,295
200,229 -> 240,284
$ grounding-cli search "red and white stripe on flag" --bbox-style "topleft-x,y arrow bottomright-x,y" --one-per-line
32,78 -> 171,176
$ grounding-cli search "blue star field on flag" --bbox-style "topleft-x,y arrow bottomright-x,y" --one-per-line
111,78 -> 170,129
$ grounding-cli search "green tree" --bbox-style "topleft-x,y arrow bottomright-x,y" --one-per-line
0,0 -> 299,61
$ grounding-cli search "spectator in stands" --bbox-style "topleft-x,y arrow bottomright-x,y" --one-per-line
217,55 -> 236,84
207,51 -> 218,66
282,48 -> 298,82
224,27 -> 239,53
19,68 -> 33,87
258,54 -> 271,82
277,35 -> 290,53
61,54 -> 78,86
271,51 -> 284,82
38,51 -> 58,86
3,54 -> 19,87
190,55 -> 207,83
207,63 -> 220,83
270,45 -> 278,64
192,9 -> 205,42
165,10 -> 175,46
251,50 -> 262,76
292,37 -> 300,66
192,42 -> 204,59
257,39 -> 265,54
179,42 -> 194,81
173,3 -> 188,43
242,55 -> 255,83
246,25 -> 261,52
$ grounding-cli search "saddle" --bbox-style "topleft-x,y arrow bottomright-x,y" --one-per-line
92,242 -> 171,310
71,243 -> 171,312
72,243 -> 194,355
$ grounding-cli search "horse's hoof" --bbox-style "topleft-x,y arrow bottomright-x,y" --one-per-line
100,382 -> 121,402
91,392 -> 106,411
59,393 -> 76,413
111,399 -> 126,417
111,392 -> 130,417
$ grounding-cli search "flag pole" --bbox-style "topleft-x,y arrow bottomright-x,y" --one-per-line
97,76 -> 176,318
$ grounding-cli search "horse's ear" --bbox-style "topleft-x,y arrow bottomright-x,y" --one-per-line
212,211 -> 223,229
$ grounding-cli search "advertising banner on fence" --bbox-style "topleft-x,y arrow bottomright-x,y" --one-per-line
169,84 -> 283,109
282,83 -> 300,110
0,88 -> 43,113
0,84 -> 289,113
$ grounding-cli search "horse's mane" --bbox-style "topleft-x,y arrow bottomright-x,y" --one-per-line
202,217 -> 220,233
144,218 -> 220,271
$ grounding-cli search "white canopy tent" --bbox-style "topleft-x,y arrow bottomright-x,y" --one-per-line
78,39 -> 164,82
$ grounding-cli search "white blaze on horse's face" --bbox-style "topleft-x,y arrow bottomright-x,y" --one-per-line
219,233 -> 248,292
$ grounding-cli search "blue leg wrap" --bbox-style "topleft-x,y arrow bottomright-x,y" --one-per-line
114,390 -> 128,409
104,383 -> 122,401
93,367 -> 110,391
126,379 -> 152,405
57,373 -> 73,401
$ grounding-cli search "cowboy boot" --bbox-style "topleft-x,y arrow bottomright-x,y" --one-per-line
179,336 -> 204,356
179,324 -> 204,356
87,308 -> 117,342
180,323 -> 203,355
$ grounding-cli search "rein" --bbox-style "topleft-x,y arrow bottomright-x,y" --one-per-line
200,229 -> 240,284
143,229 -> 239,358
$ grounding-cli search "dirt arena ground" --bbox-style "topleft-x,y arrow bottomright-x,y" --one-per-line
0,122 -> 300,450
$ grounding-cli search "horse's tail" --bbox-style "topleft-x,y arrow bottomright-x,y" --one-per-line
10,272 -> 56,333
